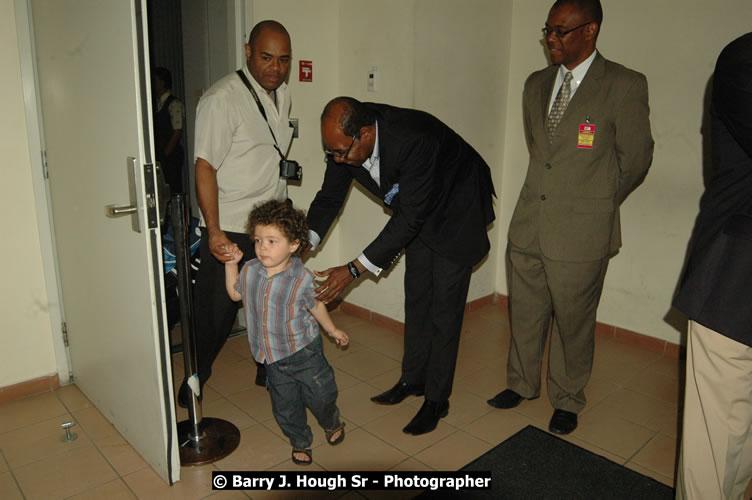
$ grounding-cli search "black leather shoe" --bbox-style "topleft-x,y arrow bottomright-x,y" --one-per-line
402,400 -> 449,435
548,409 -> 578,435
487,389 -> 535,409
177,381 -> 202,409
371,380 -> 425,405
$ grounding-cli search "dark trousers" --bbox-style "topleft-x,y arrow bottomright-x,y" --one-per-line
191,227 -> 254,387
266,336 -> 341,449
161,148 -> 184,194
402,237 -> 472,402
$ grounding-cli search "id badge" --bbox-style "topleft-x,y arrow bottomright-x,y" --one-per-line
577,124 -> 595,149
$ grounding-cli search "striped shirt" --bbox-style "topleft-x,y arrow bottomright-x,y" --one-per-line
235,256 -> 320,363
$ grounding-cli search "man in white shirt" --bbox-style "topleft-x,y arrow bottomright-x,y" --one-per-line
487,0 -> 653,435
179,20 -> 294,408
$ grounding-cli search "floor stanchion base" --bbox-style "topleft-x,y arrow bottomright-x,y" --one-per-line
177,417 -> 241,466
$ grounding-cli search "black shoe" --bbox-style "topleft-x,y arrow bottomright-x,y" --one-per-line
548,409 -> 578,435
371,380 -> 425,405
402,400 -> 449,435
487,389 -> 535,409
255,363 -> 267,387
177,381 -> 202,409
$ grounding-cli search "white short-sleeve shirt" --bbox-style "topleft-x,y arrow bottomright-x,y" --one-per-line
194,65 -> 293,233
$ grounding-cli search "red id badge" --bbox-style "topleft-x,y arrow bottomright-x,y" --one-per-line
577,124 -> 595,149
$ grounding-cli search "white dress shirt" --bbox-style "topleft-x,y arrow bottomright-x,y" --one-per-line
547,49 -> 598,115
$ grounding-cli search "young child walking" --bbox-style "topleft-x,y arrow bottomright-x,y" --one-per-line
225,199 -> 349,465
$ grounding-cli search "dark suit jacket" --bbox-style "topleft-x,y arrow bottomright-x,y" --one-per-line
508,53 -> 654,262
673,33 -> 752,346
307,103 -> 496,269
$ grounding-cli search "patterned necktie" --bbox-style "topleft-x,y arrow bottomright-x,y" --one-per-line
546,71 -> 573,143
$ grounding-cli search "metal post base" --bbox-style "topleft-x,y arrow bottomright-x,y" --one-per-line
178,417 -> 241,466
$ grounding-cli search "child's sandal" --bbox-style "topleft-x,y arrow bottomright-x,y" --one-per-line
291,448 -> 312,465
325,422 -> 346,446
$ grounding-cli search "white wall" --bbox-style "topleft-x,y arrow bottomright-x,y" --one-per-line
1,0 -> 57,387
497,0 -> 752,344
412,0 -> 511,305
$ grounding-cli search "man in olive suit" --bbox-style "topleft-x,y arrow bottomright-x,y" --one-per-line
488,0 -> 654,435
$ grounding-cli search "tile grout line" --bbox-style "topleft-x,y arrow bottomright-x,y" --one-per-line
622,428 -> 675,478
0,447 -> 27,500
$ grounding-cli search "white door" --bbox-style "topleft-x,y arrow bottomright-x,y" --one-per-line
30,0 -> 179,484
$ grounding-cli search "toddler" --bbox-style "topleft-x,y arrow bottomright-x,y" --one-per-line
225,200 -> 349,465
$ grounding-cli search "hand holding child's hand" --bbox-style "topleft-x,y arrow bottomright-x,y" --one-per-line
330,328 -> 349,347
226,245 -> 243,264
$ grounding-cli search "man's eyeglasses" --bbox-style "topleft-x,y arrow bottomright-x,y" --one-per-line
325,135 -> 358,159
542,21 -> 591,39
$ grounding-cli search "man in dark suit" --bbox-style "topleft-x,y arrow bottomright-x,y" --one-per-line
307,96 -> 495,435
487,0 -> 653,435
673,32 -> 752,500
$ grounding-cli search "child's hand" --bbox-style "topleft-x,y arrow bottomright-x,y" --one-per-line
225,245 -> 243,264
330,328 -> 349,347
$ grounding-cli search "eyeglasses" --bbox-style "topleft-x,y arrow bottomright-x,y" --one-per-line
324,135 -> 357,159
542,21 -> 591,39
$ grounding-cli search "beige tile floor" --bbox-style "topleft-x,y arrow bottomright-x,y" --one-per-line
0,304 -> 681,499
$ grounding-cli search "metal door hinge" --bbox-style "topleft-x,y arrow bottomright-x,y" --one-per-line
61,321 -> 69,347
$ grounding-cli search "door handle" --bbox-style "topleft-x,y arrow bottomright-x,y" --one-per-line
105,157 -> 141,233
106,205 -> 137,216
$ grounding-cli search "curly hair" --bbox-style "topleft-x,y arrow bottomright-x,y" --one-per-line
246,199 -> 309,257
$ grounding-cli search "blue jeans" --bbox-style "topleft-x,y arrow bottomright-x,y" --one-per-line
265,335 -> 341,449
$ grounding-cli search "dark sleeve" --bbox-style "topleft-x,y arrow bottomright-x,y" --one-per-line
363,135 -> 440,269
307,157 -> 354,241
715,40 -> 752,159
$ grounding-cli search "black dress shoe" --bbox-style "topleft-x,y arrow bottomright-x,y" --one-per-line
487,389 -> 535,409
403,400 -> 449,435
177,381 -> 202,409
548,409 -> 578,435
371,380 -> 425,405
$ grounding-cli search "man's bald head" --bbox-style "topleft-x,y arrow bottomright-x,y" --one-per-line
321,97 -> 375,138
320,97 -> 377,166
247,20 -> 290,48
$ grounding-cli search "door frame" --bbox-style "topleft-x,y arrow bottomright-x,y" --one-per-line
14,0 -> 70,385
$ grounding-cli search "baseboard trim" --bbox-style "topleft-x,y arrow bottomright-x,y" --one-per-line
0,374 -> 60,404
337,293 -> 681,359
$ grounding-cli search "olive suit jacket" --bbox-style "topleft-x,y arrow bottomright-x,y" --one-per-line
508,53 -> 654,262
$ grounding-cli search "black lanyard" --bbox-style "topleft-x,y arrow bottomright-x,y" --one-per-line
236,70 -> 285,160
